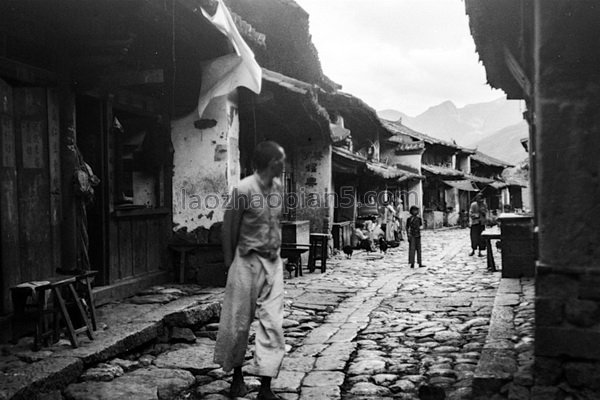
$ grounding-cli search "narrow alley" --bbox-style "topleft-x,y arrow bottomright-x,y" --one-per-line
6,1 -> 598,398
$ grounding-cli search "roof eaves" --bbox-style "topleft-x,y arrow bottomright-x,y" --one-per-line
473,151 -> 513,168
382,119 -> 459,149
262,68 -> 314,94
422,164 -> 464,178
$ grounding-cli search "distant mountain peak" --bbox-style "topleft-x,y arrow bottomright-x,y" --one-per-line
378,97 -> 524,149
427,100 -> 457,112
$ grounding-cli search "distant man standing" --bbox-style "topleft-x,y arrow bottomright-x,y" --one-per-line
214,141 -> 286,400
469,193 -> 488,257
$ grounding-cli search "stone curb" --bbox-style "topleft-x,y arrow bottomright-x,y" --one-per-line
0,294 -> 223,400
473,278 -> 522,398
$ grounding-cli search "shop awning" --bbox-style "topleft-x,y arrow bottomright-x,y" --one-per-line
488,181 -> 508,190
465,174 -> 495,185
443,180 -> 479,192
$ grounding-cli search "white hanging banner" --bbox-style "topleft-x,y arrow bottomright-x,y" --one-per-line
197,0 -> 263,117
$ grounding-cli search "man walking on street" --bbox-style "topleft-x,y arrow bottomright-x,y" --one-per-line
214,141 -> 286,400
469,193 -> 488,257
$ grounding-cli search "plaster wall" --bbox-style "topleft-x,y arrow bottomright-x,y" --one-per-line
407,180 -> 423,209
457,155 -> 471,173
293,141 -> 333,234
171,94 -> 239,232
445,187 -> 460,226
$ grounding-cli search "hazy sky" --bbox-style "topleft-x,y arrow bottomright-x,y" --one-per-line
293,0 -> 504,116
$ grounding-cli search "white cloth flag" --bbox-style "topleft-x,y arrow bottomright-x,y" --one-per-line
197,0 -> 262,117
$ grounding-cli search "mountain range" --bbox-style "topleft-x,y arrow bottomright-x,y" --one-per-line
378,97 -> 529,164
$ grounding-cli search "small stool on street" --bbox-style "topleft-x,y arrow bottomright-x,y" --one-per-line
10,271 -> 97,350
308,233 -> 330,273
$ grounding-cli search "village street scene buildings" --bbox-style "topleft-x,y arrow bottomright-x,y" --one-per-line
0,0 -> 596,399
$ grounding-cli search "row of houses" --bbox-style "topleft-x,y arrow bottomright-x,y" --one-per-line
0,0 -> 524,316
381,120 -> 526,229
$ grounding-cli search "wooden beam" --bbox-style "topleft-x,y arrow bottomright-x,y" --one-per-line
504,46 -> 531,98
113,69 -> 165,86
0,56 -> 57,85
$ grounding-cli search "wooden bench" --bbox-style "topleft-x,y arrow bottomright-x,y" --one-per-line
168,243 -> 222,284
10,271 -> 98,350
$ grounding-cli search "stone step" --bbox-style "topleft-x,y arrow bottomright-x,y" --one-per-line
0,292 -> 222,400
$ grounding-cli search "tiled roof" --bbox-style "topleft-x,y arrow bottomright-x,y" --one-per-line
444,180 -> 479,192
366,162 -> 423,181
422,164 -> 464,177
458,147 -> 476,155
472,151 -> 513,168
332,146 -> 368,163
465,174 -> 495,184
382,120 -> 460,150
230,11 -> 266,48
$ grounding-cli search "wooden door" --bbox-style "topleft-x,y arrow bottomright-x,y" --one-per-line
76,96 -> 109,285
14,87 -> 54,282
0,84 -> 57,313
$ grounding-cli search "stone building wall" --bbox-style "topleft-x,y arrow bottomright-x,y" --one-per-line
533,2 -> 600,397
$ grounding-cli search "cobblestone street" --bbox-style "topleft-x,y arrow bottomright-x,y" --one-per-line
190,228 -> 505,400
0,228 -> 536,400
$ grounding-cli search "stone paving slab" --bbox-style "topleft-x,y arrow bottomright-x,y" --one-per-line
0,357 -> 83,400
0,288 -> 225,400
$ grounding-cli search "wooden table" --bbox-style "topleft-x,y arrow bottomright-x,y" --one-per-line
281,243 -> 311,278
482,228 -> 502,272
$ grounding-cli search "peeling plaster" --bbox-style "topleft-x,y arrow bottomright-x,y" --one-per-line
172,93 -> 240,232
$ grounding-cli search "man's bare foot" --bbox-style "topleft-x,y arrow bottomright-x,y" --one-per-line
257,377 -> 282,400
230,368 -> 248,398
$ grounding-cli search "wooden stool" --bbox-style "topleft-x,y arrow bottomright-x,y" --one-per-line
308,233 -> 329,273
10,271 -> 98,350
75,271 -> 98,331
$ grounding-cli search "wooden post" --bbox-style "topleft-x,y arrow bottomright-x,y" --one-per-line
60,87 -> 77,271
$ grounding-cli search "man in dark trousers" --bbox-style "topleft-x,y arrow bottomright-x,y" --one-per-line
469,193 -> 488,257
214,141 -> 286,400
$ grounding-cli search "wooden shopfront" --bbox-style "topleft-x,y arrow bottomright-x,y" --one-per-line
0,0 -> 230,314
